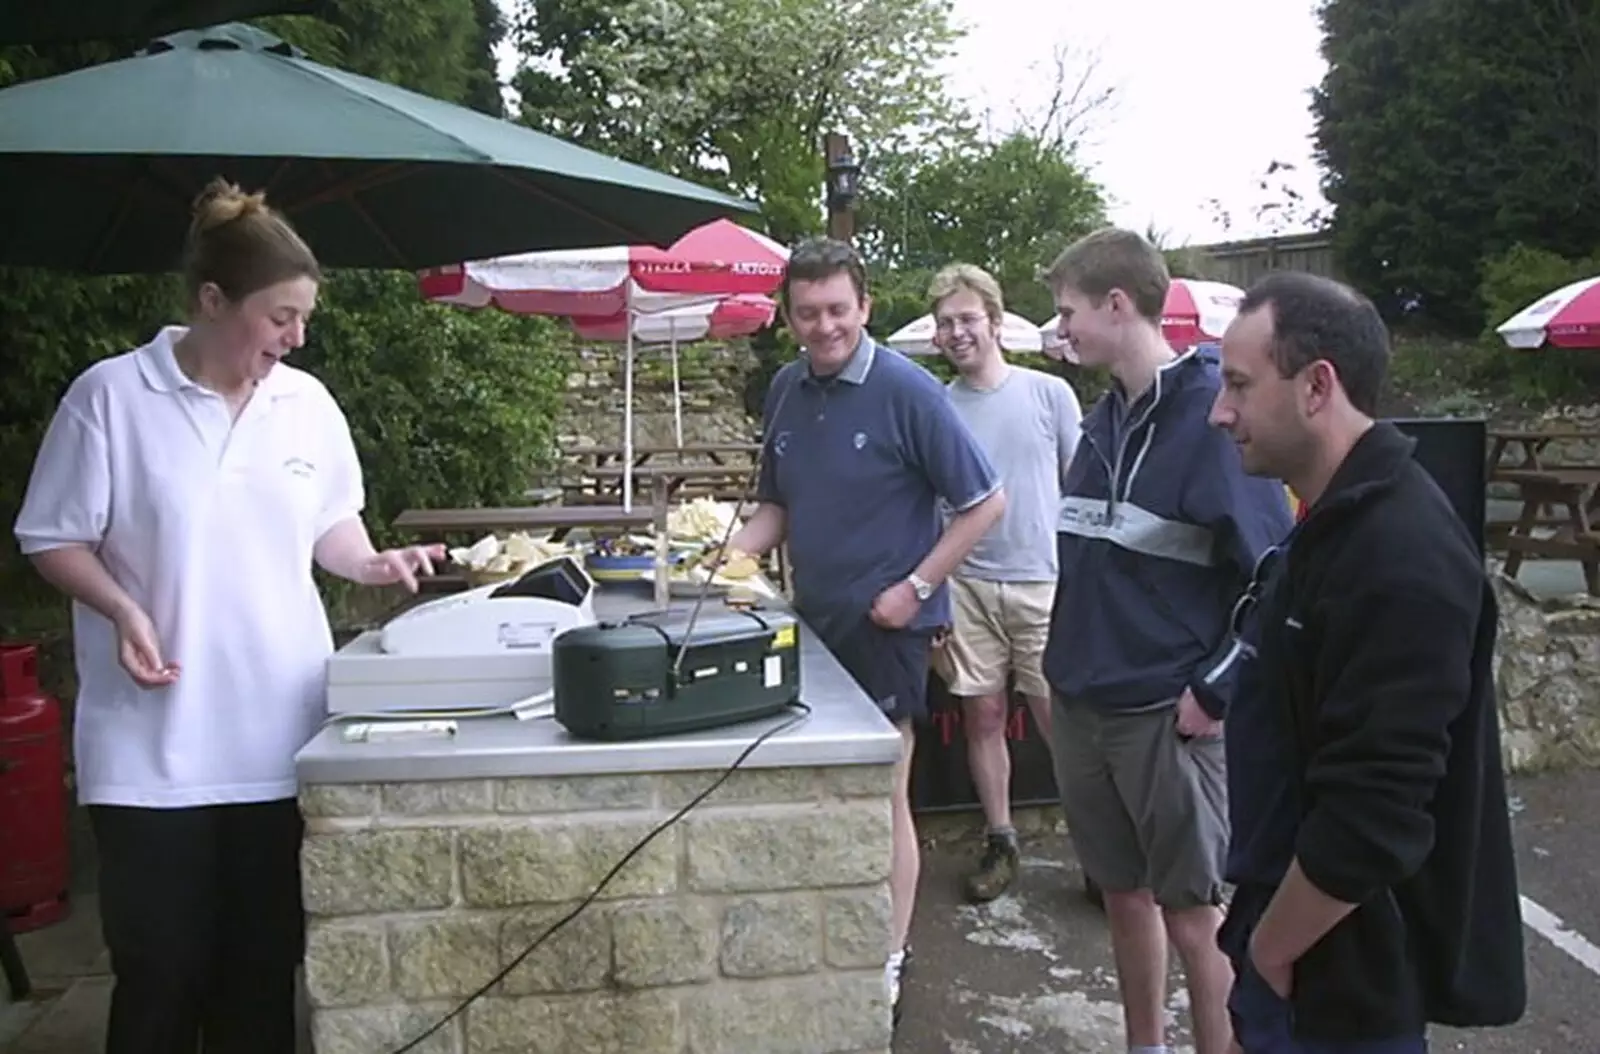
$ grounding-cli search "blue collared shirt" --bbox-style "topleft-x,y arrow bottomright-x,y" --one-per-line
756,335 -> 999,635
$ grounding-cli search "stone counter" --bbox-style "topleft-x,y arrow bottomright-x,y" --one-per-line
295,594 -> 901,1054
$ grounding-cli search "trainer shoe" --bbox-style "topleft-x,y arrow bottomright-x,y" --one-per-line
886,946 -> 910,1023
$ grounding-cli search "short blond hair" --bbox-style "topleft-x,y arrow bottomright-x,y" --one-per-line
928,262 -> 1005,322
1042,227 -> 1169,322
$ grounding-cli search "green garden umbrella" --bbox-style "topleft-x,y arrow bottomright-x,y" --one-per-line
0,0 -> 325,46
0,22 -> 755,273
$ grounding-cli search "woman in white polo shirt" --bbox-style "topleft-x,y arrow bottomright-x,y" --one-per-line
14,179 -> 442,1054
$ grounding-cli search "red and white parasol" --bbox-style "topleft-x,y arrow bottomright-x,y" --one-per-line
416,219 -> 789,316
1496,276 -> 1600,349
417,243 -> 696,317
417,220 -> 789,508
1160,278 -> 1244,348
571,295 -> 776,344
667,219 -> 788,296
885,312 -> 1044,356
1037,277 -> 1245,356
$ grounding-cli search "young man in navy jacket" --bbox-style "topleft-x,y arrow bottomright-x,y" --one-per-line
1209,271 -> 1525,1052
1042,228 -> 1293,1054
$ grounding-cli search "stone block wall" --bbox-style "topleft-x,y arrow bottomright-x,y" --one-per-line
298,764 -> 896,1054
1493,567 -> 1600,771
561,342 -> 761,450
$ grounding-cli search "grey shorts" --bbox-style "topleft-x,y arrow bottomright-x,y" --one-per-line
1051,695 -> 1228,910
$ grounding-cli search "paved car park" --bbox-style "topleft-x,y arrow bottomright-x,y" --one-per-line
4,772 -> 1599,1052
895,767 -> 1600,1054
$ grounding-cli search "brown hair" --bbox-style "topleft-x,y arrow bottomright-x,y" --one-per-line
928,262 -> 1004,321
181,177 -> 321,308
1042,227 -> 1169,322
782,236 -> 868,304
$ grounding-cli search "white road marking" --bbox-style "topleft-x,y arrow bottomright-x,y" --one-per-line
1521,894 -> 1600,976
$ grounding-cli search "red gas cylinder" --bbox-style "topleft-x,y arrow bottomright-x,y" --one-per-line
0,643 -> 70,932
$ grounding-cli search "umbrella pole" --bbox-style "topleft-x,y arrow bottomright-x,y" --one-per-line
623,327 -> 635,513
671,334 -> 684,448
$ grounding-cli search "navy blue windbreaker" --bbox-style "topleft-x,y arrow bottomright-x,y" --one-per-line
1043,351 -> 1293,718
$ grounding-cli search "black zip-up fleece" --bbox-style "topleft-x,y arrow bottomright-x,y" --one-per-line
1221,422 -> 1526,1042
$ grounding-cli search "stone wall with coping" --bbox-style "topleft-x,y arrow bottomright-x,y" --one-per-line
560,342 -> 760,451
298,764 -> 896,1054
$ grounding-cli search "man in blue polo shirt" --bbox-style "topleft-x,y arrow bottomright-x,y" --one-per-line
723,236 -> 1006,1019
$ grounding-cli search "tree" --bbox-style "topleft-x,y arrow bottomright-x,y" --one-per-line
0,0 -> 561,632
1312,0 -> 1600,332
463,0 -> 509,117
510,0 -> 965,241
851,42 -> 1113,329
973,42 -> 1119,154
858,130 -> 1108,327
266,0 -> 498,108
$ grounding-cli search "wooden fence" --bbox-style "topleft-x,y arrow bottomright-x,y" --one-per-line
1185,231 -> 1339,288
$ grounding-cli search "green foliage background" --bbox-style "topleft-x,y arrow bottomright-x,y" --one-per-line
14,0 -> 1600,648
0,0 -> 568,642
1314,0 -> 1600,338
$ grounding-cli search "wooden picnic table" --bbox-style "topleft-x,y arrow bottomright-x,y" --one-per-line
393,487 -> 794,599
1497,467 -> 1600,595
1486,426 -> 1600,480
392,482 -> 681,603
565,463 -> 756,504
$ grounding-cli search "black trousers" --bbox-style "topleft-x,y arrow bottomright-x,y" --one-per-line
89,799 -> 306,1054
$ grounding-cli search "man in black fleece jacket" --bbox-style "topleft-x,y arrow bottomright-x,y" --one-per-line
1206,271 -> 1526,1052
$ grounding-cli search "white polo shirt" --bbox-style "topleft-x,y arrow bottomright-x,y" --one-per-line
14,326 -> 364,808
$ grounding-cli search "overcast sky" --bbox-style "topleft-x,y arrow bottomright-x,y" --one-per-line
496,0 -> 1330,247
941,0 -> 1329,244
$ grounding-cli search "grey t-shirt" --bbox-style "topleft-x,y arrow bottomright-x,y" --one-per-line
945,365 -> 1083,582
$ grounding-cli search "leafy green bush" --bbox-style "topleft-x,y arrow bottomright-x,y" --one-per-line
1476,244 -> 1600,403
296,270 -> 571,544
0,268 -> 182,633
1479,244 -> 1600,335
272,271 -> 573,625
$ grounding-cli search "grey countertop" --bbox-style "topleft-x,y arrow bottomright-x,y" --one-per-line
295,585 -> 902,784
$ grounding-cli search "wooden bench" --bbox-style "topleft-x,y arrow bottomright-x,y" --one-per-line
566,463 -> 757,504
1499,468 -> 1600,595
563,441 -> 762,472
1487,427 -> 1600,481
393,502 -> 658,539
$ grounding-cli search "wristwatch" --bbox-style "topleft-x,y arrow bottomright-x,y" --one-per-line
907,573 -> 934,602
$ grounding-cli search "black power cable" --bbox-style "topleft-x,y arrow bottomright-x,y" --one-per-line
387,699 -> 813,1053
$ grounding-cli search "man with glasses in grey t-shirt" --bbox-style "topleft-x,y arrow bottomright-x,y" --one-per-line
929,263 -> 1084,901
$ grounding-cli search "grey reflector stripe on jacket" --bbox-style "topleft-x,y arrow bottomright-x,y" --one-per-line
1057,496 -> 1218,568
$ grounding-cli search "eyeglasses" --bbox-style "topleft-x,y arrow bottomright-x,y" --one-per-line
933,313 -> 991,333
1228,544 -> 1283,638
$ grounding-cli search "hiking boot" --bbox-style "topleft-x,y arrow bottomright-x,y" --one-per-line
964,833 -> 1020,902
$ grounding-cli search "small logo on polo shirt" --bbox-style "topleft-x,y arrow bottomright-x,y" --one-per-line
852,432 -> 867,449
773,431 -> 791,458
283,456 -> 316,478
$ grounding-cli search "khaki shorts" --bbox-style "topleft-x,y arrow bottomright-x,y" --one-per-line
1051,695 -> 1228,910
934,576 -> 1054,699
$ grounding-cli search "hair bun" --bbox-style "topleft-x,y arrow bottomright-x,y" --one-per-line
190,177 -> 268,233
